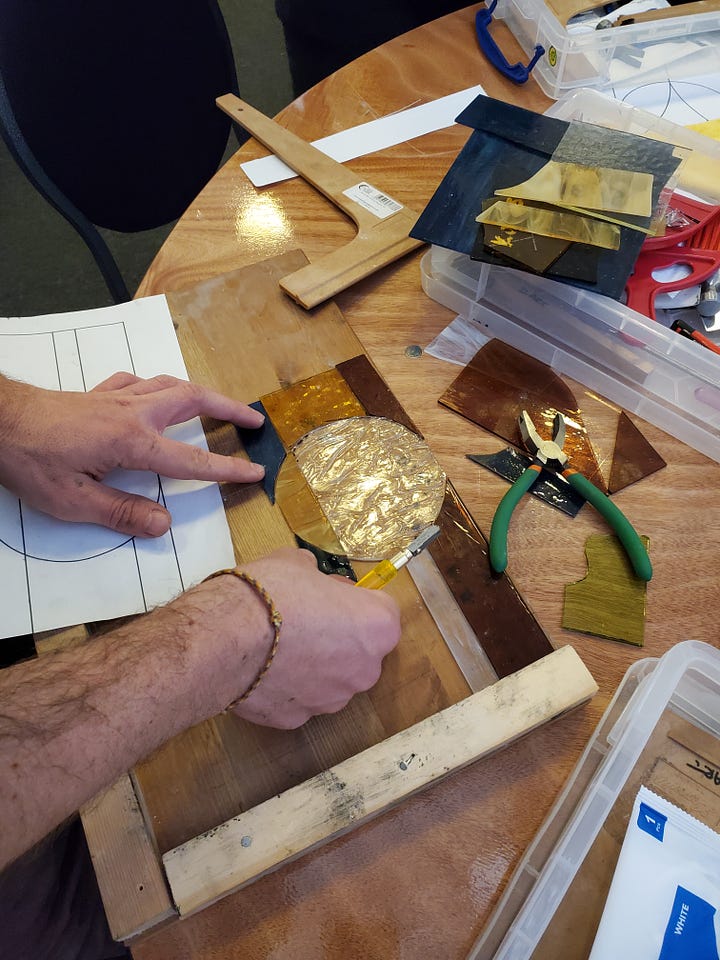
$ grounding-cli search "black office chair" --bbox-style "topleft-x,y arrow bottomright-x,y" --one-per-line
0,0 -> 243,303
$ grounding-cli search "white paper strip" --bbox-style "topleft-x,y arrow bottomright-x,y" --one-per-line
241,84 -> 486,188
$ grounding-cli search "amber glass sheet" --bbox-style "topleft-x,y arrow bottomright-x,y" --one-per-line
274,452 -> 348,557
495,161 -> 653,217
261,368 -> 365,447
477,200 -> 621,251
562,533 -> 649,646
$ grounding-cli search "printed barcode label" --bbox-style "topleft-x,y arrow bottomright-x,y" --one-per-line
343,182 -> 403,219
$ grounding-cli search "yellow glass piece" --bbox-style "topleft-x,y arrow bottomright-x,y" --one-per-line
562,533 -> 650,646
495,161 -> 653,217
261,368 -> 365,448
477,200 -> 621,251
686,118 -> 720,141
554,203 -> 654,235
274,452 -> 347,557
291,417 -> 446,561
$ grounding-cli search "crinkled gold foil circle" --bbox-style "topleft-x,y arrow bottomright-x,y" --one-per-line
291,416 -> 445,561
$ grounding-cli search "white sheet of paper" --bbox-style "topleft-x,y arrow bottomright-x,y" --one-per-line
241,84 -> 486,187
0,295 -> 236,638
609,66 -> 720,114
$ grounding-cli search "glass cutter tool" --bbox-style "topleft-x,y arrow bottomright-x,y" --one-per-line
489,410 -> 652,581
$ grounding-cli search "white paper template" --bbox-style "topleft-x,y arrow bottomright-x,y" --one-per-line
241,84 -> 486,187
0,296 -> 236,638
609,70 -> 720,122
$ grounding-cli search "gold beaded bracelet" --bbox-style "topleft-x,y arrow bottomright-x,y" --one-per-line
204,568 -> 283,706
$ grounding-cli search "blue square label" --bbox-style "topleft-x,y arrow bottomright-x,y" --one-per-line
638,801 -> 668,841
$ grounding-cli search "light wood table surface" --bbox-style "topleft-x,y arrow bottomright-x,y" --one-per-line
130,5 -> 720,958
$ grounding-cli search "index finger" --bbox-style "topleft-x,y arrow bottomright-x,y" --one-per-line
141,382 -> 265,430
130,434 -> 265,484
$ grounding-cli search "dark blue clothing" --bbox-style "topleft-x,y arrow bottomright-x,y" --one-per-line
0,817 -> 130,960
276,0 -> 470,95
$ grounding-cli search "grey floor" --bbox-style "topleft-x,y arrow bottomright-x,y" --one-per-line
0,0 -> 294,317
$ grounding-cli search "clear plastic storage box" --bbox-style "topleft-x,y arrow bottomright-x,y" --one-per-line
469,640 -> 720,958
420,89 -> 720,463
421,246 -> 720,462
489,0 -> 720,99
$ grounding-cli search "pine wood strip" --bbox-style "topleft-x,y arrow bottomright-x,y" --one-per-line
163,645 -> 597,917
82,775 -> 175,941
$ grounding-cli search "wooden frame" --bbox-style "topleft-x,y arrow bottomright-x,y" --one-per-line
38,254 -> 597,943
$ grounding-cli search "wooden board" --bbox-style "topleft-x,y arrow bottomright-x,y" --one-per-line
57,251 -> 596,941
164,646 -> 597,916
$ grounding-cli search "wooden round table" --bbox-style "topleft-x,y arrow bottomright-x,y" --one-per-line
132,6 -> 720,958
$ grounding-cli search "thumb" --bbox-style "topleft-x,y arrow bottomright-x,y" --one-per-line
82,482 -> 172,538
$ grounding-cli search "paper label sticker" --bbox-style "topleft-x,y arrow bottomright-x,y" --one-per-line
343,182 -> 403,219
638,800 -> 667,841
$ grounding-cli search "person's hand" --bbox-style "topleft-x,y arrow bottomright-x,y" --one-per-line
220,548 -> 402,729
0,372 -> 265,537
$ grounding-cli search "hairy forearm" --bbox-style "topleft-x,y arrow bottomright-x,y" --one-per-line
0,576 -> 269,869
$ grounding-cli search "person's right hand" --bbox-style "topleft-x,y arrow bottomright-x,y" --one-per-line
218,548 -> 402,729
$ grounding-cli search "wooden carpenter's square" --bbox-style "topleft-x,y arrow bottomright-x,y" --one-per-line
216,94 -> 425,308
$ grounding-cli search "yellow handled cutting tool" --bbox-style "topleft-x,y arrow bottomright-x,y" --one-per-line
356,525 -> 441,589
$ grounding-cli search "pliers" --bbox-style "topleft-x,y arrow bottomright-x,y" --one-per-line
489,410 -> 652,581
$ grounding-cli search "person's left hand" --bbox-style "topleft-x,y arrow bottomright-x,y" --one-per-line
0,371 -> 266,537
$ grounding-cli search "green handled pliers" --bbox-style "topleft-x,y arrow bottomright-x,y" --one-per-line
489,410 -> 652,581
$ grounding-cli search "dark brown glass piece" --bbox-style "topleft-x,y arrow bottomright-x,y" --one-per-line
336,354 -> 422,435
609,411 -> 666,494
429,483 -> 554,677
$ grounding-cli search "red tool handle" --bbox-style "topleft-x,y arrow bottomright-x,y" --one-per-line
625,247 -> 720,321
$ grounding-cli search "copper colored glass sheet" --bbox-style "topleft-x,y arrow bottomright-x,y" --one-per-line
476,201 -> 621,251
260,367 -> 365,447
291,417 -> 446,561
440,339 -> 608,493
495,162 -> 653,218
609,411 -> 666,494
429,483 -> 554,677
562,533 -> 650,646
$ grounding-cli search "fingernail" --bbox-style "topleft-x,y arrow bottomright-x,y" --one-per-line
250,462 -> 266,479
145,509 -> 170,537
